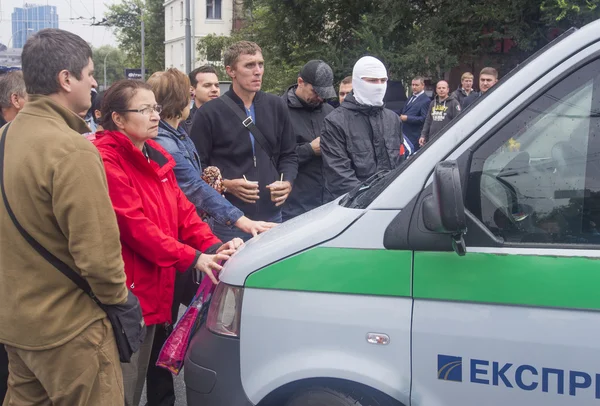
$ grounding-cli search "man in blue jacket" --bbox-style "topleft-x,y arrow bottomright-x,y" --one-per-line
400,76 -> 430,152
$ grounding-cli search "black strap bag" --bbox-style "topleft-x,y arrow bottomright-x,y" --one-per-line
0,124 -> 146,363
219,94 -> 278,170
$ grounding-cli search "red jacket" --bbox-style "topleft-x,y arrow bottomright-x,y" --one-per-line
94,130 -> 221,326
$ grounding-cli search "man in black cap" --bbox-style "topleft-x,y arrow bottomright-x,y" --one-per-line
281,60 -> 336,220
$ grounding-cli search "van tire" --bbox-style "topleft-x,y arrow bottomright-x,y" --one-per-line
285,386 -> 381,406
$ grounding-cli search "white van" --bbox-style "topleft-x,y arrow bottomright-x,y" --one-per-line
185,19 -> 600,406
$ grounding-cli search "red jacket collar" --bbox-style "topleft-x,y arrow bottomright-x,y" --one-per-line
94,130 -> 175,178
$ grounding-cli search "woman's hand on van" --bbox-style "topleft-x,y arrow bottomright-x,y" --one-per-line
419,136 -> 426,147
218,238 -> 244,252
235,216 -> 277,237
195,252 -> 231,284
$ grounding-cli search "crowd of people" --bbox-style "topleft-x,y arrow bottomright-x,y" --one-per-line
0,27 -> 500,406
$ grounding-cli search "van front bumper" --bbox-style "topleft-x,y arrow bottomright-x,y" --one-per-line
184,323 -> 254,406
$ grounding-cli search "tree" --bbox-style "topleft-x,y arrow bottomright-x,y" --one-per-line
198,0 -> 600,94
196,34 -> 237,80
92,46 -> 127,90
105,0 -> 165,78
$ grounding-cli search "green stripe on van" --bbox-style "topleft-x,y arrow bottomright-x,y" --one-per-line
414,251 -> 600,310
245,247 -> 412,297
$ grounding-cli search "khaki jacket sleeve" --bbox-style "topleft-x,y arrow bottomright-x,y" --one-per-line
51,149 -> 128,305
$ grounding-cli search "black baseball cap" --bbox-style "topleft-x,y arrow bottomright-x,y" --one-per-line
299,60 -> 336,100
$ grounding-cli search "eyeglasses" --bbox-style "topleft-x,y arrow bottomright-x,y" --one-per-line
120,104 -> 163,115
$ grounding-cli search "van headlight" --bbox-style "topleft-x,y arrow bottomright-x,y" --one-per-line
206,283 -> 243,337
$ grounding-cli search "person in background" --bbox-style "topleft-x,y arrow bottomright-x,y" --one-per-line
399,76 -> 430,152
281,60 -> 335,220
94,79 -> 243,406
84,88 -> 98,132
190,41 -> 298,242
0,69 -> 27,406
321,56 -> 403,201
0,71 -> 27,123
462,67 -> 499,109
338,75 -> 352,105
181,65 -> 220,134
83,90 -> 104,141
451,72 -> 475,106
419,80 -> 461,147
0,28 -> 128,406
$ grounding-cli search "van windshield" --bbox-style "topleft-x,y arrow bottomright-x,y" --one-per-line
340,27 -> 578,210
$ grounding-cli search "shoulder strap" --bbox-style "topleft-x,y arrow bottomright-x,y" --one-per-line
0,124 -> 101,305
220,94 -> 276,164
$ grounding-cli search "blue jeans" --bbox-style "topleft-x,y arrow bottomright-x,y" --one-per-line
210,212 -> 282,242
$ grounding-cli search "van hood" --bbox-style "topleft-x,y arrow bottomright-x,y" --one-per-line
219,200 -> 365,286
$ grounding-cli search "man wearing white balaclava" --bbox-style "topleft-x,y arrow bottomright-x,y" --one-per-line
352,56 -> 388,106
321,56 -> 404,201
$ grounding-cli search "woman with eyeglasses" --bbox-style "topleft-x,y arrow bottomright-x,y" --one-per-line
143,68 -> 278,406
93,79 -> 243,406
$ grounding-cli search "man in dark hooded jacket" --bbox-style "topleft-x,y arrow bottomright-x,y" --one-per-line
282,60 -> 335,220
419,80 -> 461,146
462,67 -> 499,109
321,56 -> 403,201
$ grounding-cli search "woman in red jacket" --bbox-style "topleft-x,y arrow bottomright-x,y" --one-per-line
94,79 -> 242,406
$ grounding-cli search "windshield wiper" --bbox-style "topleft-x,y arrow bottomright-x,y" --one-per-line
341,170 -> 390,206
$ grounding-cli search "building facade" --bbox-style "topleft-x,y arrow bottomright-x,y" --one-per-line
164,0 -> 242,72
11,4 -> 59,49
0,49 -> 22,68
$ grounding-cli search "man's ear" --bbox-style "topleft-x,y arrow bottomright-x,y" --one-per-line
297,77 -> 304,87
57,69 -> 72,93
9,93 -> 21,109
225,65 -> 235,80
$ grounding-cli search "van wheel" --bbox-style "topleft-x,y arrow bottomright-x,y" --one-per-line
285,387 -> 377,406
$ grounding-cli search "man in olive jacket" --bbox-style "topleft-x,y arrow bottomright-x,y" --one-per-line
0,29 -> 128,405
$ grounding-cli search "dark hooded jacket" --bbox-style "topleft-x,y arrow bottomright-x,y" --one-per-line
190,88 -> 298,221
281,85 -> 334,220
451,87 -> 476,107
321,93 -> 403,201
462,90 -> 482,109
421,94 -> 462,141
179,104 -> 198,135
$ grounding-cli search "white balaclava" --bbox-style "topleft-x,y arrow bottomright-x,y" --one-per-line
352,56 -> 388,107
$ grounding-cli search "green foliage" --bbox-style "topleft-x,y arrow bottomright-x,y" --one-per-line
92,46 -> 127,89
208,0 -> 600,93
196,34 -> 237,80
105,0 -> 165,78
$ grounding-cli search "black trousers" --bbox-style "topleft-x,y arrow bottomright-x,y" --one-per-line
146,320 -> 177,406
145,269 -> 196,406
1,344 -> 8,404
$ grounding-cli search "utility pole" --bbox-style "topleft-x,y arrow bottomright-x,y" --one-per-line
103,50 -> 114,90
140,6 -> 145,81
185,0 -> 192,73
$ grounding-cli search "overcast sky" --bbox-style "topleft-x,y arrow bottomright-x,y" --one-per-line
0,0 -> 118,48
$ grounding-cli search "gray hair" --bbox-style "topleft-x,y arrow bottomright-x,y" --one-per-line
412,76 -> 425,85
21,28 -> 92,96
0,71 -> 26,109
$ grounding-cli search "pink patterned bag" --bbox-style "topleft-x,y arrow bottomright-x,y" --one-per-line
156,272 -> 217,375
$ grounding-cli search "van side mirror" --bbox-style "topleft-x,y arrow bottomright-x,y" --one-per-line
422,160 -> 467,255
